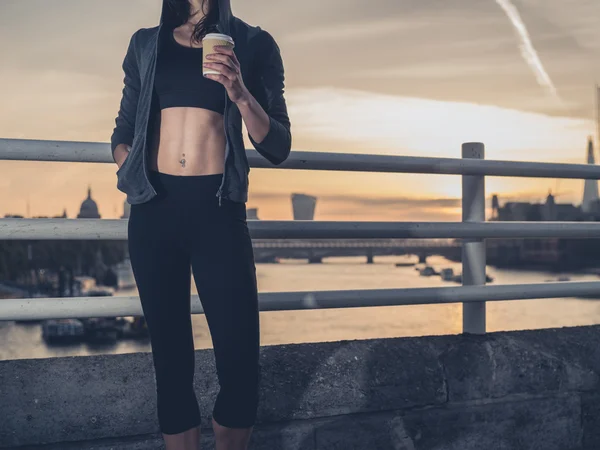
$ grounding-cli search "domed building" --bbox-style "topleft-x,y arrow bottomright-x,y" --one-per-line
77,186 -> 101,219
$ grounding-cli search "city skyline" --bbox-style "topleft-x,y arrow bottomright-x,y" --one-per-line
1,0 -> 600,220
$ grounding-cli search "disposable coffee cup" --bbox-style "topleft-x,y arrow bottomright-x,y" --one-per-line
202,33 -> 235,76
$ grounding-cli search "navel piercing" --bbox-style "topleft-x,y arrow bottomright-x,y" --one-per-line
180,153 -> 186,168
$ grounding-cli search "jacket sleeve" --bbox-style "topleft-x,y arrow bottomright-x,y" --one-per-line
110,31 -> 141,163
247,30 -> 292,165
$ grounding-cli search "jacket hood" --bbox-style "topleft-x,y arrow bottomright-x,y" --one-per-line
160,0 -> 233,34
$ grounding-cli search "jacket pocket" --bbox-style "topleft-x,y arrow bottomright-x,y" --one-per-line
116,132 -> 140,178
116,146 -> 145,197
115,150 -> 132,176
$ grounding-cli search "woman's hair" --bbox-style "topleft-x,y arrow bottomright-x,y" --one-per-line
164,0 -> 220,43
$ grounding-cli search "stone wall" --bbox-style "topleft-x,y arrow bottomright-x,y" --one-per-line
2,325 -> 600,449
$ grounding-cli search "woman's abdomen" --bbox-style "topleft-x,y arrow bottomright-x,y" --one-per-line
149,107 -> 227,176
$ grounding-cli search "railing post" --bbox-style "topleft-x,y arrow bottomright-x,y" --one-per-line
462,142 -> 486,334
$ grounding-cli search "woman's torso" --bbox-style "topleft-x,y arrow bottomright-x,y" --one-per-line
149,25 -> 227,176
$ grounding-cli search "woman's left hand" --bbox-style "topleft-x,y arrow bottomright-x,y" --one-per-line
203,45 -> 250,105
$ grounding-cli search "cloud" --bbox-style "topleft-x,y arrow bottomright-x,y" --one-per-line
286,86 -> 592,161
282,18 -> 415,44
348,60 -> 519,80
252,191 -> 460,207
249,191 -> 463,221
250,191 -> 564,210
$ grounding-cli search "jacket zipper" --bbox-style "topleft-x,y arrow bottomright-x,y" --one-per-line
216,87 -> 230,207
215,18 -> 232,208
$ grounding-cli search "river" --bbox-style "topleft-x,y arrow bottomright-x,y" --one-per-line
2,255 -> 600,361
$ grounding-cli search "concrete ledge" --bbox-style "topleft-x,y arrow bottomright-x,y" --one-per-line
2,325 -> 600,449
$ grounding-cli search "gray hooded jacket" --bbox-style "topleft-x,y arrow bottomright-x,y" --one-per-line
111,0 -> 292,205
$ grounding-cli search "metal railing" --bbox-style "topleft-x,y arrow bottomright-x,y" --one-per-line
2,138 -> 600,334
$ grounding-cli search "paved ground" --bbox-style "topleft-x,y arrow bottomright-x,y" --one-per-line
13,434 -> 165,450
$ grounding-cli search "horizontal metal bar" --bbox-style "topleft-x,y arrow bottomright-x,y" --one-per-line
1,138 -> 599,179
2,218 -> 600,240
250,221 -> 600,239
252,239 -> 458,248
0,139 -> 110,163
2,281 -> 600,321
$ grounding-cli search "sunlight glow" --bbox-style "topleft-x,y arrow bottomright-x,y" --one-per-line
287,87 -> 590,161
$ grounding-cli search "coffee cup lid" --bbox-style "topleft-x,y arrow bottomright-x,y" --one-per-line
202,33 -> 234,45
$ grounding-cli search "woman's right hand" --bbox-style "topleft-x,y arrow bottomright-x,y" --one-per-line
114,144 -> 132,169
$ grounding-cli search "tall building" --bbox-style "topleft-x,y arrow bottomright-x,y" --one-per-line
121,199 -> 130,219
77,186 -> 101,219
247,208 -> 259,220
291,194 -> 317,220
582,137 -> 599,213
491,194 -> 500,220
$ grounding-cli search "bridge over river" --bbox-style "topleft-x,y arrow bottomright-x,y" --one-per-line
251,238 -> 461,263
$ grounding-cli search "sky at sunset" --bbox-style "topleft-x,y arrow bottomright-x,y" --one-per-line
1,0 -> 600,220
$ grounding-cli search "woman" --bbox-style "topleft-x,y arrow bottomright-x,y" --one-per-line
110,0 -> 291,448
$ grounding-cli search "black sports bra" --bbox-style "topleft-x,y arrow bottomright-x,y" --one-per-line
154,28 -> 226,114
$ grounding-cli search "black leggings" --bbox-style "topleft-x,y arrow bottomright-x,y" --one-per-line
128,169 -> 260,435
